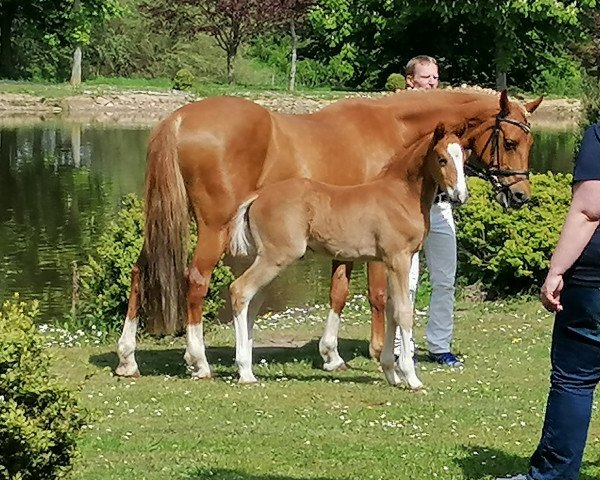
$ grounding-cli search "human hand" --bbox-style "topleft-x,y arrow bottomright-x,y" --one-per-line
540,272 -> 564,313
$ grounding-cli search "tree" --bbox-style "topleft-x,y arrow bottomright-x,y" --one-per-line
279,0 -> 316,91
0,0 -> 66,78
68,0 -> 122,85
397,0 -> 596,90
0,0 -> 121,81
197,0 -> 294,83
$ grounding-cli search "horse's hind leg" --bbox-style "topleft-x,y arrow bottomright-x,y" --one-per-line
230,255 -> 288,383
116,255 -> 146,377
184,227 -> 227,379
320,261 -> 353,371
367,262 -> 387,360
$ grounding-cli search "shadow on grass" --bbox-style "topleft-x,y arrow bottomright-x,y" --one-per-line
456,446 -> 530,479
456,445 -> 600,480
188,468 -> 344,480
89,337 -> 378,383
455,444 -> 600,480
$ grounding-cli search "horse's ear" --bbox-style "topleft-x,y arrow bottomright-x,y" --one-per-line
524,96 -> 543,113
499,89 -> 510,117
452,122 -> 467,138
433,122 -> 446,143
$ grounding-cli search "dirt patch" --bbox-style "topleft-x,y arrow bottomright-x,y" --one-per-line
0,90 -> 582,129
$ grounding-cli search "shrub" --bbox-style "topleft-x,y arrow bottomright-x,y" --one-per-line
531,52 -> 584,97
454,174 -> 572,296
385,73 -> 405,91
172,68 -> 195,91
78,195 -> 233,334
0,296 -> 84,480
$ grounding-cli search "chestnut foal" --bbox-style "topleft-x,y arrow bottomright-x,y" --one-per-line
228,124 -> 468,389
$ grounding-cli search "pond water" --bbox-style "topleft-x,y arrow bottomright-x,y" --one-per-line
0,122 -> 578,324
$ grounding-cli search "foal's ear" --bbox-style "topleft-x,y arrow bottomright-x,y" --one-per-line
499,89 -> 510,117
433,122 -> 446,143
524,96 -> 543,113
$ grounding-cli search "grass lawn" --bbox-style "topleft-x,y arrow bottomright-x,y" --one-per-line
56,297 -> 600,480
0,78 -> 353,101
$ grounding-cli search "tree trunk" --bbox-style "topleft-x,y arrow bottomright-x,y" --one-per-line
70,0 -> 82,85
288,18 -> 298,92
494,31 -> 509,91
0,3 -> 17,78
226,51 -> 235,84
496,68 -> 507,91
70,46 -> 82,86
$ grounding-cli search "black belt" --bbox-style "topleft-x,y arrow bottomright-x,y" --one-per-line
434,192 -> 449,203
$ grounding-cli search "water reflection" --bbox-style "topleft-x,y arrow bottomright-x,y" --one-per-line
0,122 -> 578,324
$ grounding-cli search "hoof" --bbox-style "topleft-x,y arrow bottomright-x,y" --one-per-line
323,360 -> 346,372
369,344 -> 382,361
190,371 -> 212,380
238,376 -> 258,385
115,364 -> 140,378
411,386 -> 427,395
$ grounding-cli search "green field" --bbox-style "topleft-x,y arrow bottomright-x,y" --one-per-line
53,297 -> 599,480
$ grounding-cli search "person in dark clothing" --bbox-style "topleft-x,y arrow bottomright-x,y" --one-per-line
498,124 -> 600,480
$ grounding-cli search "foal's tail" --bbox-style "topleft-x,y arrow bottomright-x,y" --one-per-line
229,194 -> 259,256
140,115 -> 189,335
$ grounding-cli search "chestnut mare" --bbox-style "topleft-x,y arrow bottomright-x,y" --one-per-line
228,125 -> 467,389
115,88 -> 542,379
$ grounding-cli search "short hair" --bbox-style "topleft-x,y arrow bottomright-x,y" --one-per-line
405,55 -> 438,77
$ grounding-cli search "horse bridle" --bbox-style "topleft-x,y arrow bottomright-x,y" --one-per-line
465,114 -> 532,195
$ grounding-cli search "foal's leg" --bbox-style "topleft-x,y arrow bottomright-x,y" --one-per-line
367,262 -> 387,360
230,256 -> 288,383
383,255 -> 423,391
116,257 -> 144,377
320,261 -> 353,371
184,227 -> 227,379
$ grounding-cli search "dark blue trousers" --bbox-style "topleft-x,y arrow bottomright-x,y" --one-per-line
529,286 -> 600,480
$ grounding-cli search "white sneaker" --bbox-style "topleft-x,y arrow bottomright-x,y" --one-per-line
496,475 -> 528,480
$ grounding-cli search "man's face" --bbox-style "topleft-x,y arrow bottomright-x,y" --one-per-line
406,62 -> 439,89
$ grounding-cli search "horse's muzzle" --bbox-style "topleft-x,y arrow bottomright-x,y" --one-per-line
496,187 -> 530,209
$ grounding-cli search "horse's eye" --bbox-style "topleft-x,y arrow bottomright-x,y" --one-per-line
439,158 -> 448,166
504,139 -> 517,151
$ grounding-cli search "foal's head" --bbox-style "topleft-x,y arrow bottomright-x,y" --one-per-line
426,123 -> 468,205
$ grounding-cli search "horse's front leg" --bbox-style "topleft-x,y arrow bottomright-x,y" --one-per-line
381,254 -> 423,391
367,262 -> 387,360
320,261 -> 353,371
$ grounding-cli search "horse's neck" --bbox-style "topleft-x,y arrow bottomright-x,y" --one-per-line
379,140 -> 438,204
385,90 -> 498,138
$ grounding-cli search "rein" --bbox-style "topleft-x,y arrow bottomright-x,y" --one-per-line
465,114 -> 532,193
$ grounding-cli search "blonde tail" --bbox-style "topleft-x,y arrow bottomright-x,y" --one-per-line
229,194 -> 259,256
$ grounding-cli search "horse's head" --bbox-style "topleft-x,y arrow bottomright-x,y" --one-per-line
427,122 -> 469,205
465,90 -> 543,209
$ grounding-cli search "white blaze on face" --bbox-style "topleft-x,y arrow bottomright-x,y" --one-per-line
446,142 -> 468,203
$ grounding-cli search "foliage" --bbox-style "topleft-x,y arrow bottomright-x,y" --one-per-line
400,0 -> 595,86
454,174 -> 573,296
0,296 -> 85,480
581,74 -> 600,127
172,68 -> 196,91
78,194 -> 234,335
531,52 -> 584,97
384,73 -> 405,91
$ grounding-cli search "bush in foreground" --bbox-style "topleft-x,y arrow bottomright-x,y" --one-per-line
454,173 -> 572,296
78,195 -> 233,334
0,296 -> 85,480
